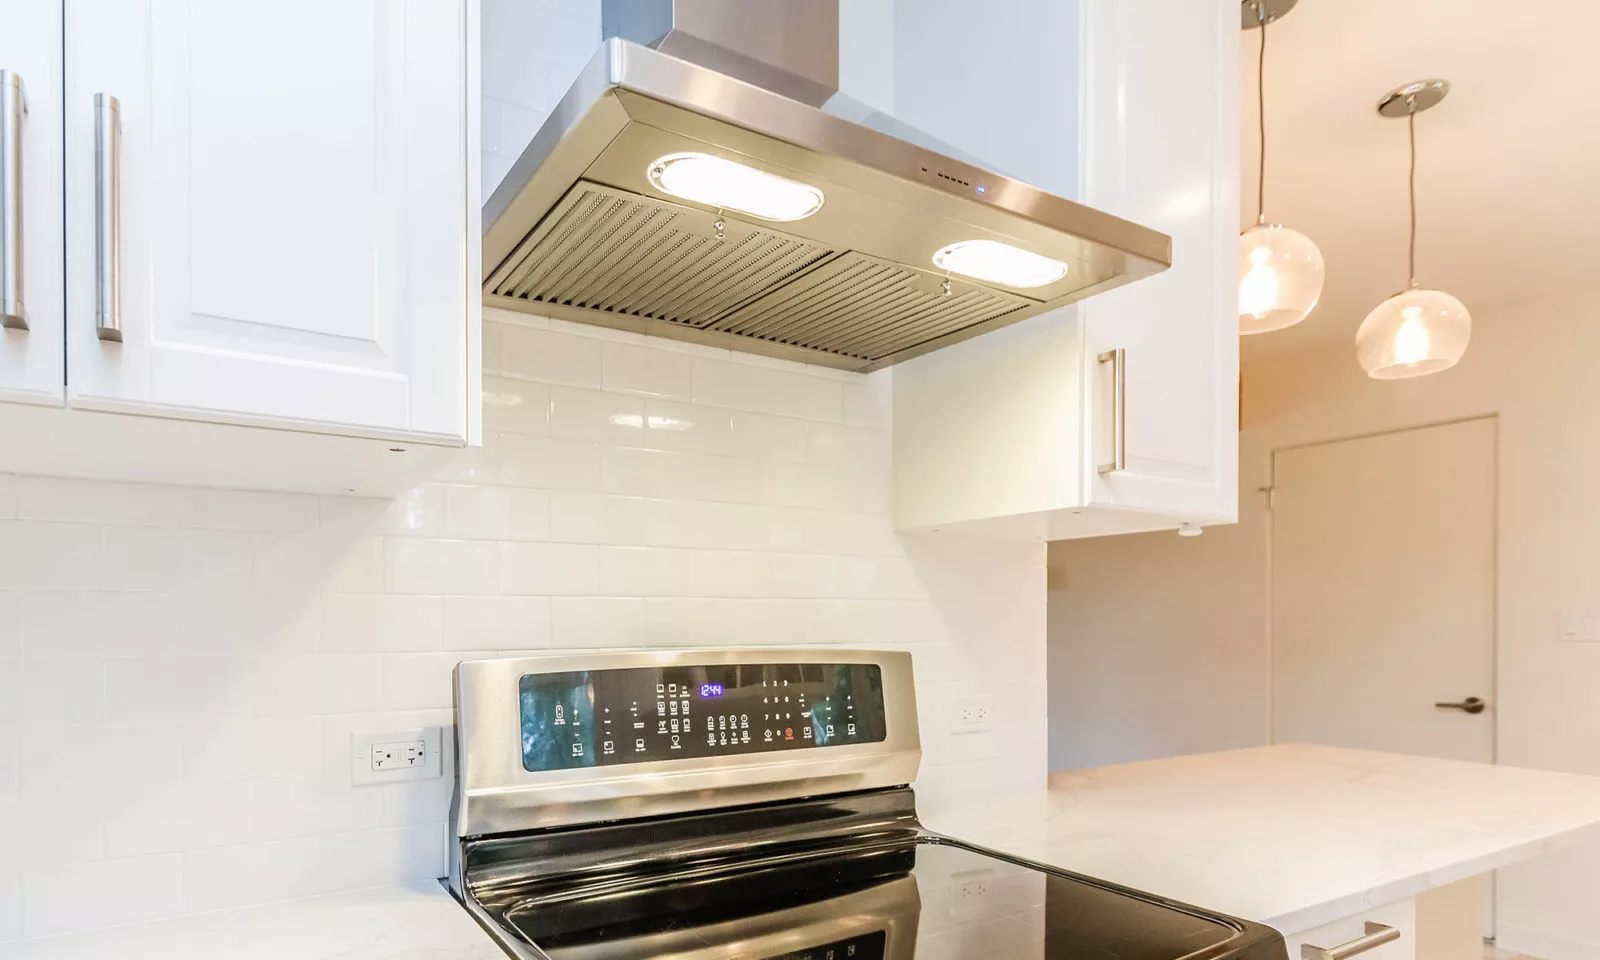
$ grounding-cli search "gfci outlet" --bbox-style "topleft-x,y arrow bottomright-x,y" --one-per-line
372,740 -> 427,771
952,696 -> 994,733
351,726 -> 444,786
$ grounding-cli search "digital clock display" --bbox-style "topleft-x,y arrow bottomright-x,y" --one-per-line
517,662 -> 886,772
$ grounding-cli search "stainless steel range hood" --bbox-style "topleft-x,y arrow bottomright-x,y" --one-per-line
482,0 -> 1172,373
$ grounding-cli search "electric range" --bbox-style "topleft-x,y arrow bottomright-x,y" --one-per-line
446,649 -> 1288,960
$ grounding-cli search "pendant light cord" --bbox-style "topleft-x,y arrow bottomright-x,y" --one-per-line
1407,108 -> 1418,286
1256,13 -> 1267,224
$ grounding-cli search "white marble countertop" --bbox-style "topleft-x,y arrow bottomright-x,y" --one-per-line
920,743 -> 1600,935
0,882 -> 501,960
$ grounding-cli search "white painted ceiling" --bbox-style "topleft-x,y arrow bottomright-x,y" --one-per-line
1238,0 -> 1600,364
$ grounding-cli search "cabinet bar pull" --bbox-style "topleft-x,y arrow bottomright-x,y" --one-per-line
1302,923 -> 1401,960
94,93 -> 121,342
1097,348 -> 1126,474
1,70 -> 25,331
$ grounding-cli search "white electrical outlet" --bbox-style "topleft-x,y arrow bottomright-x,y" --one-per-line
351,727 -> 444,785
372,740 -> 427,771
951,696 -> 994,733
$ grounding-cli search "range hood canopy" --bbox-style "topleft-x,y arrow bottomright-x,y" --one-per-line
482,0 -> 1172,373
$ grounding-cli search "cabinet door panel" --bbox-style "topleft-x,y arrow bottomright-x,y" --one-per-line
1079,0 -> 1238,521
0,0 -> 64,405
65,0 -> 471,440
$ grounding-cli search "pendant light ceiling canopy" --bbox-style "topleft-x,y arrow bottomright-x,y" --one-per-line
1238,0 -> 1326,335
1354,80 -> 1472,379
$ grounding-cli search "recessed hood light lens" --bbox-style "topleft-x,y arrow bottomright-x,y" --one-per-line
932,240 -> 1068,289
647,153 -> 824,222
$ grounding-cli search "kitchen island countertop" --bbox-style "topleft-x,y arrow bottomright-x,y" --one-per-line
920,743 -> 1600,933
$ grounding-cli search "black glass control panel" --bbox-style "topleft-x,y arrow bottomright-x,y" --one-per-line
769,931 -> 885,960
518,662 -> 886,772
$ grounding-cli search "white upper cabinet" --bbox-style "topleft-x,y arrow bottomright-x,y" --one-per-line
893,0 -> 1239,538
62,0 -> 477,442
0,0 -> 65,405
1079,0 -> 1239,523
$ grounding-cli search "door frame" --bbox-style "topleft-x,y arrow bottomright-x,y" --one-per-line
1264,414 -> 1501,939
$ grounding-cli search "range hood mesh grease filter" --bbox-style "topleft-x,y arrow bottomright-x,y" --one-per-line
488,182 -> 1031,363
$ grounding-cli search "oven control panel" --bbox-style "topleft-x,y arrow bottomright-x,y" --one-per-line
518,662 -> 886,772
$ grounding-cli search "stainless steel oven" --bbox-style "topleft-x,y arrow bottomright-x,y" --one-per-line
446,649 -> 1287,960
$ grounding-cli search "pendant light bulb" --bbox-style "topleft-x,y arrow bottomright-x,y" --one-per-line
1355,81 -> 1471,380
1238,2 -> 1325,335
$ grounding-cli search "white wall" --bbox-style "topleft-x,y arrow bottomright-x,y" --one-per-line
0,0 -> 1049,943
1048,284 -> 1600,960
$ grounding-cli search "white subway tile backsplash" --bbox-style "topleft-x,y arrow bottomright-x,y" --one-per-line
382,652 -> 491,710
184,716 -> 323,784
603,340 -> 694,398
603,446 -> 697,499
0,660 -> 104,725
442,596 -> 551,651
599,547 -> 696,597
551,597 -> 647,647
693,356 -> 846,421
499,542 -> 600,596
501,325 -> 604,387
12,476 -> 182,526
23,854 -> 182,938
22,723 -> 182,793
0,521 -> 100,590
383,538 -> 498,595
102,781 -> 256,858
482,375 -> 552,435
0,271 -> 1044,943
322,594 -> 444,653
499,434 -> 602,490
445,484 -> 551,541
253,654 -> 383,716
550,386 -> 645,442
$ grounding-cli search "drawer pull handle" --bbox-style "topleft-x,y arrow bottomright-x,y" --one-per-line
1302,922 -> 1401,960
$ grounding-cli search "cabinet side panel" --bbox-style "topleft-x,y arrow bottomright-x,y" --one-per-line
893,310 -> 1084,531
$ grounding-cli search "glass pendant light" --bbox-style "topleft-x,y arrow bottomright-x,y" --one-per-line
1355,80 -> 1471,379
1239,0 -> 1325,334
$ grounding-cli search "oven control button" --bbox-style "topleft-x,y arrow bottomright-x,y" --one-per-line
602,741 -> 614,755
635,739 -> 646,752
670,735 -> 681,749
847,724 -> 856,736
571,743 -> 584,757
763,729 -> 773,742
707,732 -> 716,745
656,701 -> 665,716
741,730 -> 750,743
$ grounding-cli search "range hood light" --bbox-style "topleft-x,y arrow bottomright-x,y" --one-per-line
932,240 -> 1069,289
646,152 -> 824,222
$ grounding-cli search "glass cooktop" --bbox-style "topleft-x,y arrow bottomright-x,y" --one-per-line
499,837 -> 1253,960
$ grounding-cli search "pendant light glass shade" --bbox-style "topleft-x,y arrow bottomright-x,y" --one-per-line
1238,3 -> 1324,335
1355,286 -> 1470,379
1238,222 -> 1326,334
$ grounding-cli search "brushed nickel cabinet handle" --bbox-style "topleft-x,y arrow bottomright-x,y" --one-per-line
1,70 -> 26,331
94,92 -> 121,342
1434,696 -> 1486,714
1302,923 -> 1402,960
1097,348 -> 1126,474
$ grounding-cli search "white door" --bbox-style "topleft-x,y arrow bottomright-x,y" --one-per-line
1079,0 -> 1239,523
0,0 -> 64,405
1272,417 -> 1496,762
63,0 -> 473,441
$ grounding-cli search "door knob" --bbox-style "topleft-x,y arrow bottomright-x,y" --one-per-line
1434,696 -> 1486,714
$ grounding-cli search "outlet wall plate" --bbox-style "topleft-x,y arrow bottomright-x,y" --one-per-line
351,726 -> 444,785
